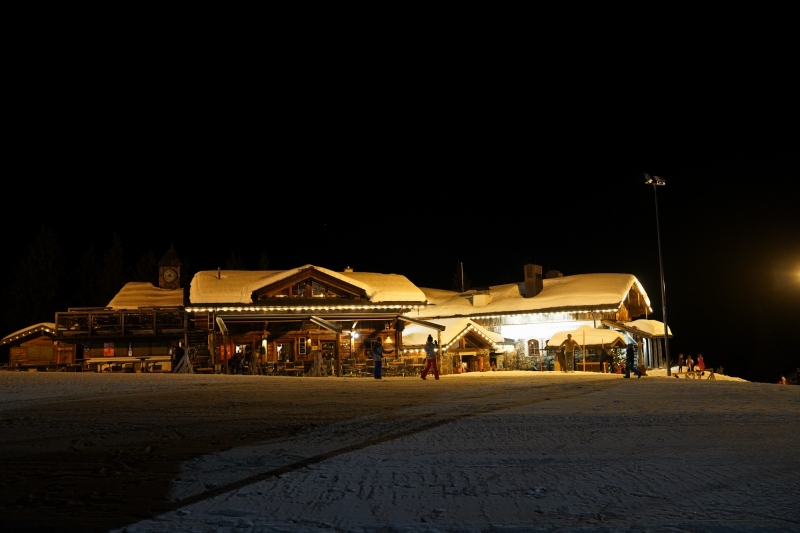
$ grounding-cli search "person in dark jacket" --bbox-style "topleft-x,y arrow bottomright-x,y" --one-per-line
625,342 -> 641,378
372,337 -> 384,379
599,348 -> 614,373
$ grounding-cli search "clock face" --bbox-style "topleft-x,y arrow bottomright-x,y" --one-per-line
163,269 -> 178,283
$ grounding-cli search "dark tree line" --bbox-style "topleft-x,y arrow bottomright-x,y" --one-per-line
1,228 -> 274,340
224,251 -> 271,271
1,228 -> 164,337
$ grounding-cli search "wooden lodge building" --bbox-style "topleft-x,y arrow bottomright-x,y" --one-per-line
0,323 -> 77,370
2,248 -> 671,375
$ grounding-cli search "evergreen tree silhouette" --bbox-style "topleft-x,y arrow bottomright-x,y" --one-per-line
225,251 -> 244,270
3,226 -> 63,332
97,234 -> 129,306
257,251 -> 271,270
77,244 -> 102,307
132,249 -> 158,285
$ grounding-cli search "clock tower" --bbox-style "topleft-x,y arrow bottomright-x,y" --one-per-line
157,245 -> 182,290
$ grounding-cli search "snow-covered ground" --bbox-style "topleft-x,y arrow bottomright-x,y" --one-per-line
2,370 -> 798,532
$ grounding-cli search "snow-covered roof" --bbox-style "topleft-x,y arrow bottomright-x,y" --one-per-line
416,274 -> 651,318
546,325 -> 627,347
623,319 -> 673,337
107,282 -> 184,310
402,318 -> 506,347
189,265 -> 427,305
1,322 -> 57,345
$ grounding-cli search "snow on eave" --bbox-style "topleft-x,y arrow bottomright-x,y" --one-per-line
1,322 -> 57,345
189,265 -> 427,305
623,319 -> 674,337
401,318 -> 505,347
107,282 -> 184,310
414,273 -> 652,319
545,325 -> 627,347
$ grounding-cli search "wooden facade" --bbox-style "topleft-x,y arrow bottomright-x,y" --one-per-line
1,325 -> 77,370
207,313 -> 405,376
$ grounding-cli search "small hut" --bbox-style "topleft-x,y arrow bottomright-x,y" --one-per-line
602,319 -> 673,369
402,318 -> 509,374
0,323 -> 77,371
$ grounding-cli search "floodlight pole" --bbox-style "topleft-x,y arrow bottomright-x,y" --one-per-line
646,174 -> 671,376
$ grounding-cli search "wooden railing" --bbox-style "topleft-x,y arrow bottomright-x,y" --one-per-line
55,308 -> 187,338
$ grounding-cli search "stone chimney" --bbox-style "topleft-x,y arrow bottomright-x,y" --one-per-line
546,270 -> 563,279
524,264 -> 543,298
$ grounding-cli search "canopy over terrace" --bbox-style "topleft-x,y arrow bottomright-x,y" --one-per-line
401,318 -> 506,351
545,325 -> 627,372
546,325 -> 628,349
602,319 -> 674,369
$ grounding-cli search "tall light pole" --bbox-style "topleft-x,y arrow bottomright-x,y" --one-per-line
644,173 -> 671,376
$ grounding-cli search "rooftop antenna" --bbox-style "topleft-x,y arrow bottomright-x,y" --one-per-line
460,261 -> 464,292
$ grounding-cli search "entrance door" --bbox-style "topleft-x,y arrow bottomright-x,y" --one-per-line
528,339 -> 541,370
277,342 -> 293,362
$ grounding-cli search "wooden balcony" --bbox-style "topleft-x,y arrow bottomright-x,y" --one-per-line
55,308 -> 188,339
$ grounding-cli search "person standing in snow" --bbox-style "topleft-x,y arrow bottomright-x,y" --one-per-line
697,354 -> 706,376
372,337 -> 384,379
421,335 -> 440,380
558,334 -> 581,372
599,348 -> 614,373
625,342 -> 641,378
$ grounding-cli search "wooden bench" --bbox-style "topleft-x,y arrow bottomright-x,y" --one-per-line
578,361 -> 602,372
682,368 -> 715,379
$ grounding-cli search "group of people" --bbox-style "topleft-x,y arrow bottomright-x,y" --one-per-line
677,353 -> 705,375
371,335 -> 440,380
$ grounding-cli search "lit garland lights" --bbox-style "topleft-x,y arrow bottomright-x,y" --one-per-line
401,324 -> 501,354
632,278 -> 653,310
186,304 -> 424,313
470,308 -> 620,322
443,324 -> 500,352
1,325 -> 54,345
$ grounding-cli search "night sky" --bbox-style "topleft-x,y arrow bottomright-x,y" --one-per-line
5,15 -> 798,382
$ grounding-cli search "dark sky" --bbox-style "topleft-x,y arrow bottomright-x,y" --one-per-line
4,15 -> 798,381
